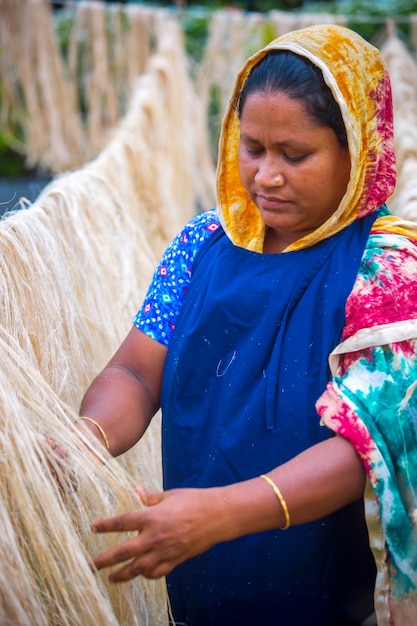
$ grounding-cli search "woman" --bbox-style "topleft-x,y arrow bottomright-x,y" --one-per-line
79,25 -> 417,626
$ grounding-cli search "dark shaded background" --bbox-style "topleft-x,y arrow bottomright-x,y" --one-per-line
0,175 -> 51,217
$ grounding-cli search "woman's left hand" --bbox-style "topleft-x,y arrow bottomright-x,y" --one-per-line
91,485 -> 228,581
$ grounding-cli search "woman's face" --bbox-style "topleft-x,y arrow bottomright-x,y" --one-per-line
238,91 -> 351,251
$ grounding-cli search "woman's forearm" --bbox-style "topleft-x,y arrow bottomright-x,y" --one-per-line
78,364 -> 157,456
91,433 -> 367,582
77,327 -> 167,456
216,434 -> 366,540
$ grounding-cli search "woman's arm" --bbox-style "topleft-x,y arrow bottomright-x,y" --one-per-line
77,326 -> 167,456
91,433 -> 365,581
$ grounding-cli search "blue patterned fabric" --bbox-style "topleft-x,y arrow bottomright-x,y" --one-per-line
133,209 -> 220,345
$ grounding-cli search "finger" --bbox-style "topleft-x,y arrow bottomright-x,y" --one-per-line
135,484 -> 164,506
108,557 -> 173,582
93,535 -> 147,571
135,484 -> 149,504
107,558 -> 144,583
91,510 -> 145,534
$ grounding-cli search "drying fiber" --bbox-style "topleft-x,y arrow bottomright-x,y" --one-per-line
0,0 -> 85,171
381,22 -> 417,221
2,3 -> 417,623
0,6 -> 213,624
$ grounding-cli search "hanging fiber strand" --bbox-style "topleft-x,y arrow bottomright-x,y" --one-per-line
196,8 -> 267,108
64,2 -> 165,159
0,11 -> 211,625
0,0 -> 172,173
0,0 -> 85,172
74,1 -> 121,156
195,8 -> 266,162
0,327 -> 167,626
381,23 -> 417,221
269,9 -> 346,38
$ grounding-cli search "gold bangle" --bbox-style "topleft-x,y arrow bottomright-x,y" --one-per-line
260,474 -> 290,530
77,416 -> 110,452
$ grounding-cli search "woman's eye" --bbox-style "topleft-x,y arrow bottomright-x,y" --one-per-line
283,153 -> 306,163
246,146 -> 263,156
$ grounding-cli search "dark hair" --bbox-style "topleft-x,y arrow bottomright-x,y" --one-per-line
237,51 -> 348,149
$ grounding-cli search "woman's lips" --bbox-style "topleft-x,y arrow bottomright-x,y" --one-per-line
257,194 -> 289,210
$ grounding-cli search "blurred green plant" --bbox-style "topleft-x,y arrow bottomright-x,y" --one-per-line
0,133 -> 28,177
303,0 -> 417,43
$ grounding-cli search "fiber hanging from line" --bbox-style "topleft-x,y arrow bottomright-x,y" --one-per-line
381,23 -> 417,221
0,12 -> 211,624
0,0 -> 85,172
0,327 -> 167,626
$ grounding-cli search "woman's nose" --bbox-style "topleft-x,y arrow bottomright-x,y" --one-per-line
255,157 -> 281,186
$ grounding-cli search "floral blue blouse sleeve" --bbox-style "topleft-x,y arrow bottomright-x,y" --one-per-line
133,209 -> 221,346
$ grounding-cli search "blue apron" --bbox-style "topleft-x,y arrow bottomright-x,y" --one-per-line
161,212 -> 380,626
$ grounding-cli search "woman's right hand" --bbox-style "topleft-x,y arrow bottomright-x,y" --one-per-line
90,434 -> 367,583
91,484 -> 231,581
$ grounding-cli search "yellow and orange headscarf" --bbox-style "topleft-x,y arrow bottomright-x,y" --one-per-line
216,24 -> 397,252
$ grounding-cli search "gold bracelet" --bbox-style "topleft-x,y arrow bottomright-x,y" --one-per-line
77,416 -> 110,452
259,474 -> 290,530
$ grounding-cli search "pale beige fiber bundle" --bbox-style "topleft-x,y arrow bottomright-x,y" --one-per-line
196,8 -> 265,156
0,0 -> 189,176
84,12 -> 214,258
269,9 -> 346,38
68,1 -> 120,157
0,10 -> 213,624
65,2 -> 165,160
381,26 -> 417,222
106,4 -> 162,111
0,0 -> 85,172
0,328 -> 166,626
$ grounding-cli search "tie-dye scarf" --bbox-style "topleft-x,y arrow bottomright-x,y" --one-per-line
217,23 -> 399,252
216,24 -> 417,625
317,216 -> 417,625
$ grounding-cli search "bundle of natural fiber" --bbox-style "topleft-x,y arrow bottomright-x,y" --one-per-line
0,0 -> 179,175
269,9 -> 346,38
0,328 -> 167,626
0,157 -> 166,626
0,10 -> 211,625
0,0 -> 85,171
381,24 -> 417,221
65,2 -> 166,160
195,8 -> 266,159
